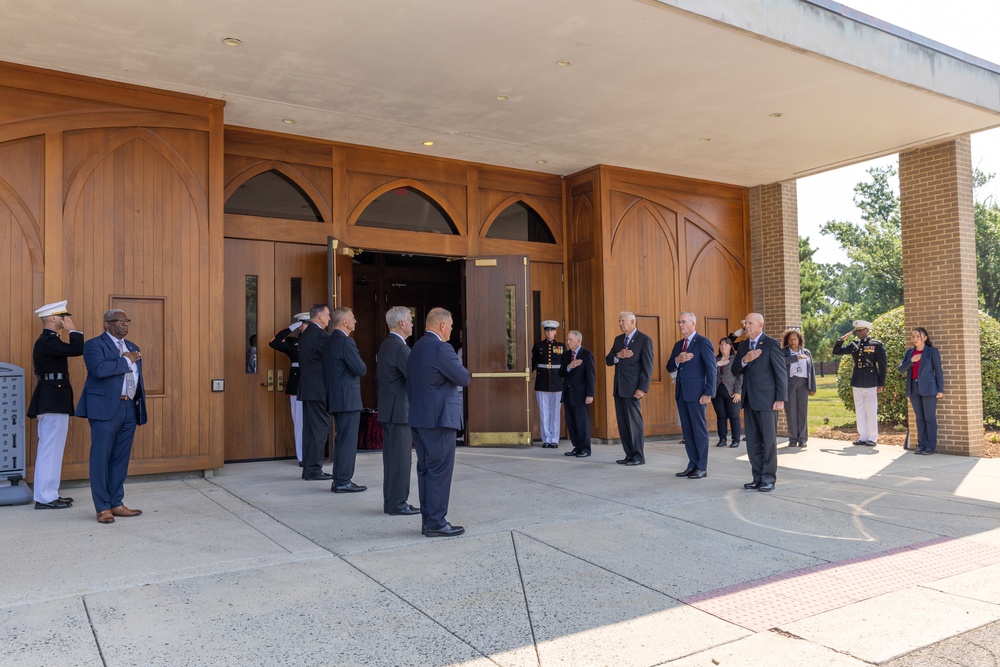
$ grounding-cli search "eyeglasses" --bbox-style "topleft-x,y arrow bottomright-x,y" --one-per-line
106,319 -> 131,324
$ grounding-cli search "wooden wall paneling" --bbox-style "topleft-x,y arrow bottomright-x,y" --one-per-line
344,226 -> 470,259
467,165 -> 481,257
332,145 -> 349,240
224,127 -> 333,168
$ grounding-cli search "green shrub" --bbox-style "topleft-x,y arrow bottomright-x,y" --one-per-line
837,307 -> 1000,426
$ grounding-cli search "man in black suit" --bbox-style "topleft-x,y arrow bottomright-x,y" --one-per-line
559,329 -> 595,458
376,306 -> 419,515
27,300 -> 83,510
323,306 -> 367,493
605,311 -> 654,465
666,311 -> 717,479
408,308 -> 471,537
297,303 -> 332,481
731,312 -> 787,492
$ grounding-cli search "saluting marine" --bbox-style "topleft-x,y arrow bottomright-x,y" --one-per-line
269,312 -> 311,466
832,319 -> 887,447
531,320 -> 565,448
26,300 -> 83,510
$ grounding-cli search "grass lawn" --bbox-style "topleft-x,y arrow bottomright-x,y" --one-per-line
808,375 -> 856,432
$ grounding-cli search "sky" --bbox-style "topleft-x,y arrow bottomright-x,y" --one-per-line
798,0 -> 1000,264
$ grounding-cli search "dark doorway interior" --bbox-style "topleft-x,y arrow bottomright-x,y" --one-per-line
353,252 -> 463,408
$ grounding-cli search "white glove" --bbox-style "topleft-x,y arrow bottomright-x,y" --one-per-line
733,328 -> 744,338
289,321 -> 303,331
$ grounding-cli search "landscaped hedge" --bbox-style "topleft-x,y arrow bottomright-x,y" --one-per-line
836,307 -> 1000,427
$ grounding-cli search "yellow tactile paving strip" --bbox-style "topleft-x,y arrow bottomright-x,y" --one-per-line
681,537 -> 1000,631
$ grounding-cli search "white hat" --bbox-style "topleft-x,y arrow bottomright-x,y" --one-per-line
541,320 -> 558,330
34,300 -> 71,318
852,320 -> 872,329
294,312 -> 310,322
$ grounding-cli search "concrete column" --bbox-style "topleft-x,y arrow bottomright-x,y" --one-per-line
749,182 -> 802,333
899,137 -> 983,456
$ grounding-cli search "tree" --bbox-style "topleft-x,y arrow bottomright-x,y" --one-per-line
975,170 -> 1000,319
799,236 -> 854,363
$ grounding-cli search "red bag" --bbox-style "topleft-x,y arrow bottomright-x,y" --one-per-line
358,408 -> 383,450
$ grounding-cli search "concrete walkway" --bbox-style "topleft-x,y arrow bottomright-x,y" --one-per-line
4,437 -> 1000,666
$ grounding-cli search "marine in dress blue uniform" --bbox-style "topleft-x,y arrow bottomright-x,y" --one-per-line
531,320 -> 564,448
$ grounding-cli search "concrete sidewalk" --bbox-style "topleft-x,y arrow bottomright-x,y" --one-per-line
4,437 -> 1000,666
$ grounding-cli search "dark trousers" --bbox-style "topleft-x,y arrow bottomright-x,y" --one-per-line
677,397 -> 709,470
613,394 -> 645,462
745,408 -> 778,485
785,376 -> 810,444
910,394 -> 939,452
331,410 -> 360,485
381,421 -> 413,511
88,399 -> 137,512
412,426 -> 457,531
711,384 -> 741,442
564,403 -> 591,453
301,400 -> 331,478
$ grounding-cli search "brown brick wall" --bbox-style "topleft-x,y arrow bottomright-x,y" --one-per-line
749,182 -> 801,334
899,136 -> 983,456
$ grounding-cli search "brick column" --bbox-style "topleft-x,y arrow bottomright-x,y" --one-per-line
899,137 -> 983,456
749,182 -> 802,333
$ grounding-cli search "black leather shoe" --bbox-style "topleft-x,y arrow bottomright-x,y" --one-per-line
687,468 -> 707,479
799,442 -> 808,448
57,496 -> 74,504
304,472 -> 333,480
716,440 -> 727,447
425,523 -> 465,537
852,439 -> 865,446
675,467 -> 695,477
387,503 -> 420,515
729,442 -> 739,448
565,449 -> 581,456
865,441 -> 877,447
35,499 -> 72,509
744,481 -> 761,489
758,483 -> 775,492
332,481 -> 367,493
624,459 -> 645,466
575,451 -> 591,458
298,461 -> 304,468
616,458 -> 630,464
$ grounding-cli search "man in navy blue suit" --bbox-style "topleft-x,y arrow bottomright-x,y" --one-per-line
407,308 -> 471,537
666,311 -> 717,479
559,330 -> 596,458
323,306 -> 368,493
77,309 -> 147,524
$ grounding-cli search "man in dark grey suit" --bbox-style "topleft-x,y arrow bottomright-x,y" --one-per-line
559,330 -> 596,458
605,311 -> 654,465
323,306 -> 367,493
377,306 -> 419,515
731,312 -> 787,492
408,307 -> 471,537
298,304 -> 332,481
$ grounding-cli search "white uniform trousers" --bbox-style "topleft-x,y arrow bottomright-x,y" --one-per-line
290,395 -> 303,463
34,413 -> 69,503
535,391 -> 562,444
853,386 -> 879,443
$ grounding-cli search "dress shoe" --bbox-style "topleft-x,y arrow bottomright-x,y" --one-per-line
110,505 -> 142,517
624,459 -> 645,466
35,499 -> 72,510
386,503 -> 420,515
551,443 -> 558,449
852,439 -> 865,446
298,461 -> 304,468
421,526 -> 427,536
744,481 -> 761,489
575,451 -> 591,458
96,510 -> 115,524
867,441 -> 877,447
565,449 -> 581,456
729,441 -> 740,448
58,496 -> 74,504
303,472 -> 333,480
616,458 -> 630,464
332,481 -> 367,493
675,467 -> 696,477
758,483 -> 775,492
425,523 -> 465,537
918,449 -> 935,455
716,440 -> 727,447
687,468 -> 707,479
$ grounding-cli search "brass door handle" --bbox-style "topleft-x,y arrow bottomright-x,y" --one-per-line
261,369 -> 274,391
276,369 -> 285,392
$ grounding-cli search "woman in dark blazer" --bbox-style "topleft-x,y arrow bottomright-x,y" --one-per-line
897,327 -> 944,454
782,329 -> 816,447
712,337 -> 743,447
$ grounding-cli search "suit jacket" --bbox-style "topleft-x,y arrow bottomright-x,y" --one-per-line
376,333 -> 410,424
296,321 -> 329,402
323,329 -> 366,413
407,332 -> 471,430
666,333 -> 717,401
268,326 -> 301,395
783,346 -> 817,392
27,329 -> 84,417
716,355 -> 743,396
604,329 -> 654,398
731,334 -> 786,412
76,332 -> 147,425
559,346 -> 596,406
898,345 -> 944,397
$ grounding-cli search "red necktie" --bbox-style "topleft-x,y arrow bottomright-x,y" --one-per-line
682,338 -> 689,352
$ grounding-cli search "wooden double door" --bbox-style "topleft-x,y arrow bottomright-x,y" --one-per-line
224,239 -> 328,461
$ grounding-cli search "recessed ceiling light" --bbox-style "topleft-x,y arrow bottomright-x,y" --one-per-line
422,141 -> 434,146
769,112 -> 784,118
281,118 -> 296,125
699,137 -> 711,142
556,59 -> 572,67
536,160 -> 547,164
222,37 -> 242,47
495,94 -> 510,101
